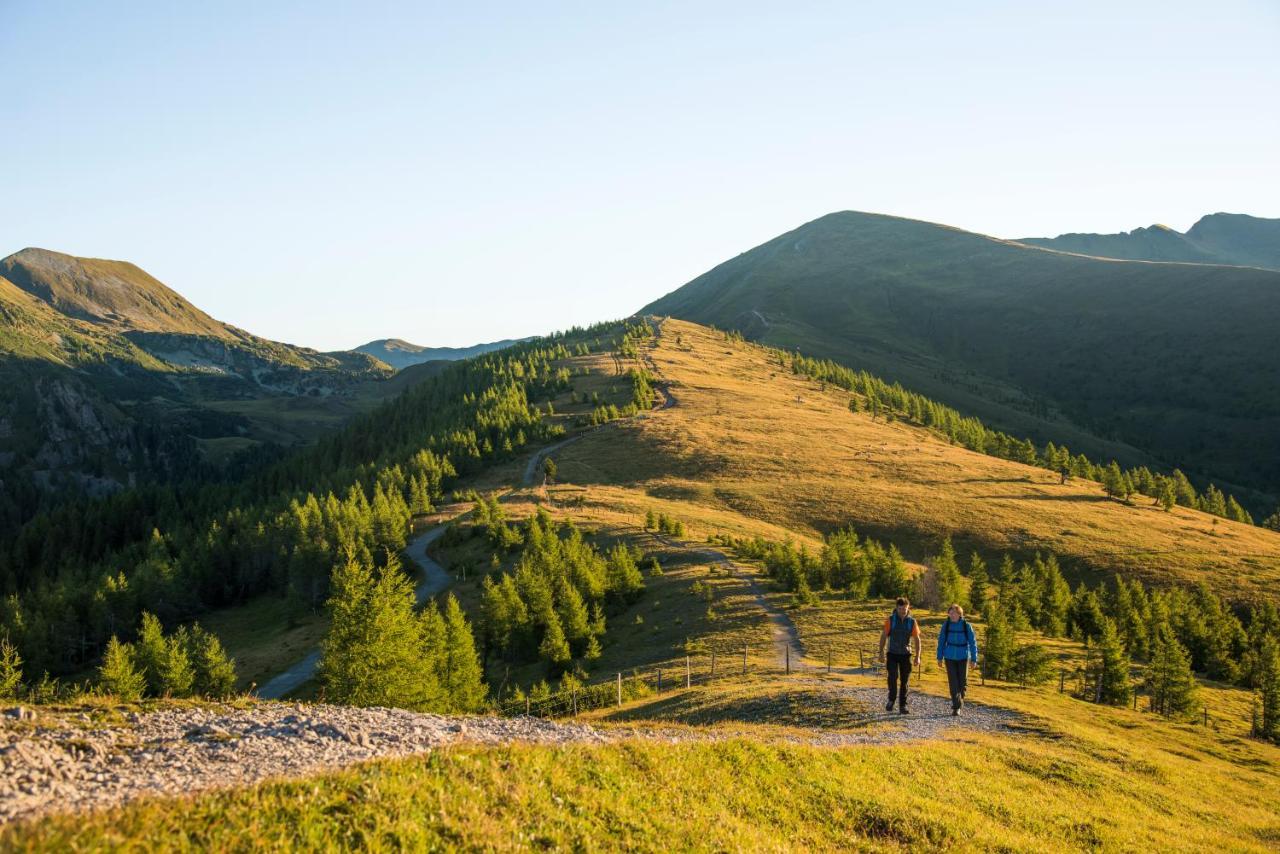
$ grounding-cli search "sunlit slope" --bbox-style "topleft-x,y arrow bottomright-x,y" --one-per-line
556,319 -> 1280,600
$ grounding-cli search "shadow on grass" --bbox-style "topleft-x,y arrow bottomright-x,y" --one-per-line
598,682 -> 874,730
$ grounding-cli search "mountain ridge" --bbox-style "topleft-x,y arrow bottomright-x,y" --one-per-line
1019,212 -> 1280,270
641,210 -> 1280,506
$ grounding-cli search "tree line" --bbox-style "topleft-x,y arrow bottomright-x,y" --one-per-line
786,351 -> 1266,525
720,524 -> 1280,739
0,320 -> 640,680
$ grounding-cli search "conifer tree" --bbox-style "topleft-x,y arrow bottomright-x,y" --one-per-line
135,611 -> 168,696
1090,619 -> 1131,706
440,594 -> 486,712
1263,509 -> 1280,532
158,627 -> 196,698
644,509 -> 657,531
967,553 -> 989,615
933,537 -> 964,610
1257,636 -> 1280,741
0,635 -> 22,700
1225,496 -> 1253,525
190,624 -> 237,698
982,604 -> 1016,680
320,555 -> 432,709
97,636 -> 146,701
1157,477 -> 1176,511
1171,469 -> 1197,507
1146,625 -> 1198,718
538,612 -> 572,669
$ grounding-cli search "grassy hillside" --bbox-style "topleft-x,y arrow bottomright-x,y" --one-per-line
640,211 -> 1280,509
8,316 -> 1280,851
551,319 -> 1280,601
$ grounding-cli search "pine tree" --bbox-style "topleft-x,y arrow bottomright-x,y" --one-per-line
1258,636 -> 1280,741
1263,509 -> 1280,532
1090,619 -> 1131,706
933,537 -> 964,610
1102,462 -> 1127,500
135,611 -> 168,696
158,627 -> 196,697
0,635 -> 22,700
967,553 -> 989,615
1157,477 -> 1176,511
1225,496 -> 1253,525
538,612 -> 572,669
1171,469 -> 1198,507
644,509 -> 657,531
97,636 -> 146,701
190,624 -> 237,698
319,555 -> 433,709
1146,625 -> 1198,719
440,594 -> 486,712
982,604 -> 1017,681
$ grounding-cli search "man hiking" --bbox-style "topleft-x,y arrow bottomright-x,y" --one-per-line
879,597 -> 921,714
937,603 -> 979,716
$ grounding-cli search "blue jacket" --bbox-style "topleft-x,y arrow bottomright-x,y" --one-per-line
937,618 -> 978,663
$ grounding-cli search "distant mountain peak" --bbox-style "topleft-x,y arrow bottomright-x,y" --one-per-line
0,247 -> 231,337
1020,212 -> 1280,270
353,336 -> 526,370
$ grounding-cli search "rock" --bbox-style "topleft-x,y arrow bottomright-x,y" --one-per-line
2,706 -> 34,721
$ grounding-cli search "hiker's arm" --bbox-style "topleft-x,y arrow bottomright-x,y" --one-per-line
968,627 -> 979,667
878,625 -> 887,660
935,628 -> 945,662
911,633 -> 921,664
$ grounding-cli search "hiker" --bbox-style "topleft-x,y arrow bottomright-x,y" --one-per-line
878,597 -> 921,714
936,603 -> 979,716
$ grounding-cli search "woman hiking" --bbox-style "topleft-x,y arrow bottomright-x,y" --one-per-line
936,603 -> 979,715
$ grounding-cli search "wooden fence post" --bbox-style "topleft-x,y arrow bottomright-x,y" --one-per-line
827,649 -> 832,674
785,645 -> 791,674
617,672 -> 622,707
1059,669 -> 1065,693
657,669 -> 662,693
711,652 -> 716,679
525,695 -> 531,716
743,644 -> 748,676
572,689 -> 578,716
859,648 -> 864,669
685,655 -> 691,689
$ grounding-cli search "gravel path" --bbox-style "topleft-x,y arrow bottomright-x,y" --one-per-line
0,689 -> 1022,825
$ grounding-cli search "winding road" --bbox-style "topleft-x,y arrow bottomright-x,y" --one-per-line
256,524 -> 455,699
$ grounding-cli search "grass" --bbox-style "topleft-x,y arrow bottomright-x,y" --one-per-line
9,696 -> 1280,852
553,319 -> 1280,602
197,593 -> 327,692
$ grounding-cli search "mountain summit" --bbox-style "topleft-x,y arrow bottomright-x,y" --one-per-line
641,210 -> 1280,502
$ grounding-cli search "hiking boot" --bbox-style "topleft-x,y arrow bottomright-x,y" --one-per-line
885,700 -> 894,712
953,694 -> 963,712
898,706 -> 909,715
952,707 -> 959,717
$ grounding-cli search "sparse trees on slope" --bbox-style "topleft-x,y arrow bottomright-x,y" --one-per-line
1257,637 -> 1280,741
932,537 -> 964,610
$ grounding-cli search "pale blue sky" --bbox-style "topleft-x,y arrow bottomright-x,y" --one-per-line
3,2 -> 1277,351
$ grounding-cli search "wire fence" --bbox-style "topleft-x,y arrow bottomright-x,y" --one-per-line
497,638 -> 1276,741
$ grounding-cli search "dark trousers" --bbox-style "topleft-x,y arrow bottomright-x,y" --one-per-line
945,659 -> 969,707
886,652 -> 912,708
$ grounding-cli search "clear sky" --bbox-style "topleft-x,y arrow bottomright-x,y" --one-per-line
3,2 -> 1277,351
